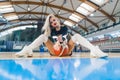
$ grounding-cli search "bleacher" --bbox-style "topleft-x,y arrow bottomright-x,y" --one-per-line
0,36 -> 120,53
87,37 -> 120,53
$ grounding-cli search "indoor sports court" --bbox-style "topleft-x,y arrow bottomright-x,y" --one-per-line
0,0 -> 120,80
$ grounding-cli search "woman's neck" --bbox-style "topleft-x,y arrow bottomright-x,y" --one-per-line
55,25 -> 61,31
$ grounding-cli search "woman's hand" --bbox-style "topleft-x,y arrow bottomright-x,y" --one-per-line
57,35 -> 63,43
53,41 -> 61,51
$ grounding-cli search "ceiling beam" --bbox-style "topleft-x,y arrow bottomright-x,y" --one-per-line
3,12 -> 88,32
0,1 -> 98,28
79,0 -> 116,22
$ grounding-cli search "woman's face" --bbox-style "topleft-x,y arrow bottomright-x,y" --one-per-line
49,16 -> 60,28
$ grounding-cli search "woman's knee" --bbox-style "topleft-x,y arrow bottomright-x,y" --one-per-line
40,34 -> 48,43
71,34 -> 79,42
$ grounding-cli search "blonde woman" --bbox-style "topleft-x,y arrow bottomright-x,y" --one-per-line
15,14 -> 108,57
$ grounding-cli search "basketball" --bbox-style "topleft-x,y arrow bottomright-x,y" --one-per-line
53,45 -> 69,56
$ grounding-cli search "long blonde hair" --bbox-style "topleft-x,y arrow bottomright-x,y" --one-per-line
42,14 -> 52,36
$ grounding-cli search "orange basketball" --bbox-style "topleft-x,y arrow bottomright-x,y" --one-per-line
53,46 -> 69,56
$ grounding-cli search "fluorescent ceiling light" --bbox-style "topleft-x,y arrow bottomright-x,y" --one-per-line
90,0 -> 109,6
69,16 -> 80,22
81,3 -> 95,12
0,7 -> 14,13
64,21 -> 74,27
5,15 -> 18,21
28,7 -> 30,11
90,13 -> 94,16
76,7 -> 90,15
69,14 -> 83,22
0,5 -> 12,9
72,14 -> 82,20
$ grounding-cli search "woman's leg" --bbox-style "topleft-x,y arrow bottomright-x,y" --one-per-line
15,34 -> 48,57
44,39 -> 55,55
67,39 -> 75,56
71,34 -> 108,57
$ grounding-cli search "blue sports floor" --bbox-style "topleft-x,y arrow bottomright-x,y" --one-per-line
0,57 -> 120,80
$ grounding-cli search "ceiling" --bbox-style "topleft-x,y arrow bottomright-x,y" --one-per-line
0,0 -> 120,36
